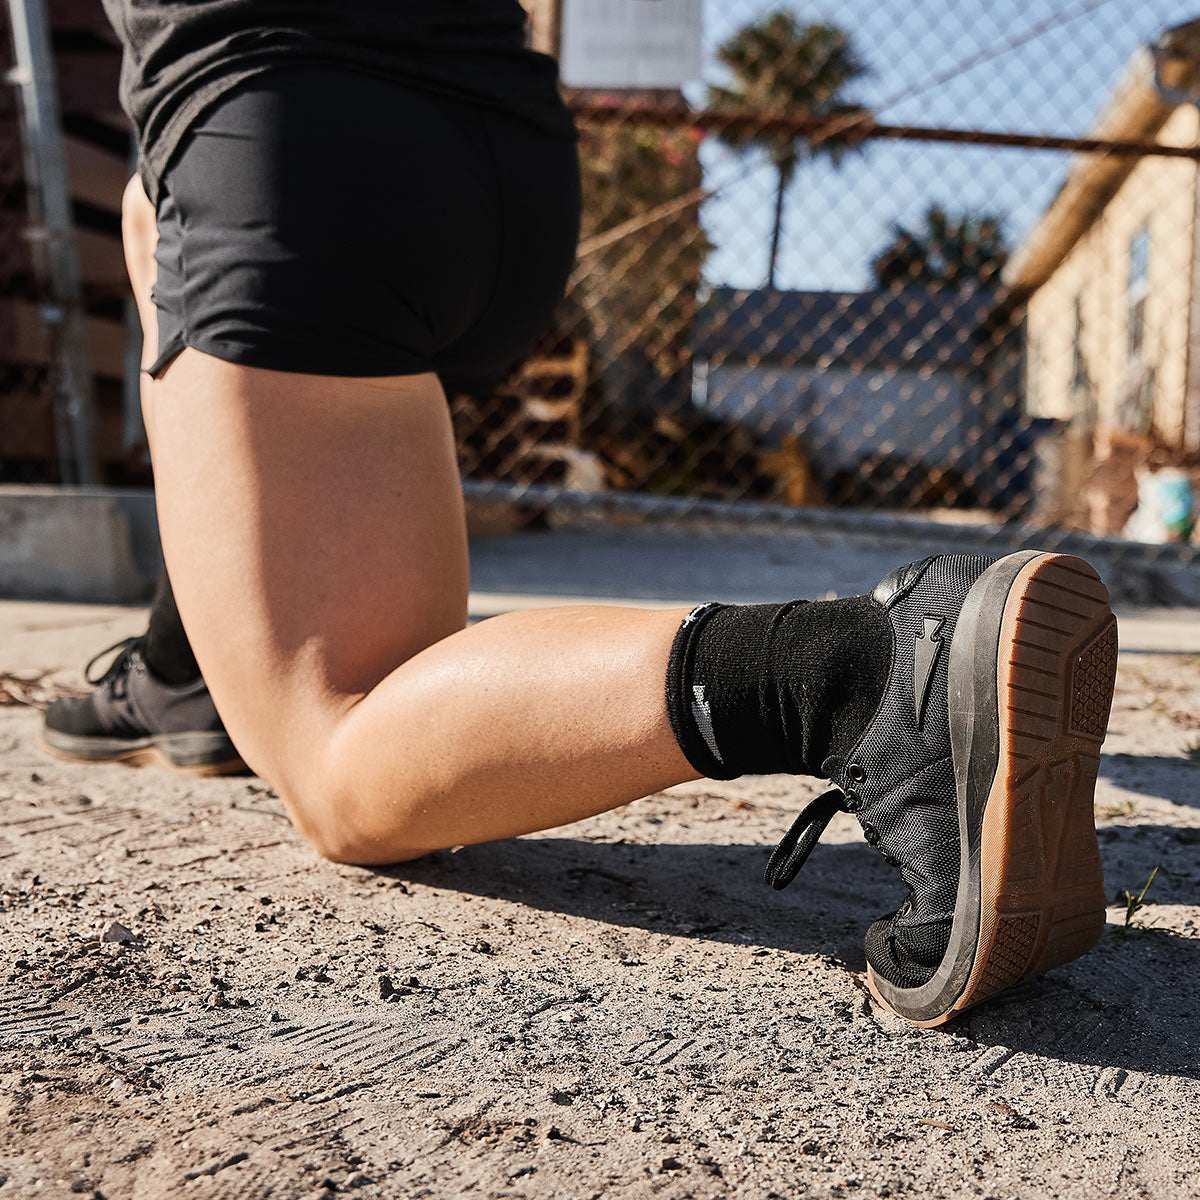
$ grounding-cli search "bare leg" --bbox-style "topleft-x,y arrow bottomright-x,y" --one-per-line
125,178 -> 699,864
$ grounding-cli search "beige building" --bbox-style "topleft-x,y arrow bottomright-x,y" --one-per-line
1005,20 -> 1200,531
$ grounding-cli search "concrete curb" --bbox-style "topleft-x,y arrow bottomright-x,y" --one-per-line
0,485 -> 158,603
5,484 -> 1200,609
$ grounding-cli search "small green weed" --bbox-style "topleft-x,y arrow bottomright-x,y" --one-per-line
1118,866 -> 1159,932
1097,797 -> 1139,819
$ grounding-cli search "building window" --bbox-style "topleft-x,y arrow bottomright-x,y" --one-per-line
1025,333 -> 1041,410
1128,224 -> 1150,359
1071,295 -> 1087,392
691,356 -> 710,408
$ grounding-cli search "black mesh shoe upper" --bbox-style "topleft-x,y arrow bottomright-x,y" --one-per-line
44,637 -> 228,741
766,554 -> 994,988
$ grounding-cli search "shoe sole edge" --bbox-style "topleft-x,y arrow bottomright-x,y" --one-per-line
867,551 -> 1114,1026
38,729 -> 247,778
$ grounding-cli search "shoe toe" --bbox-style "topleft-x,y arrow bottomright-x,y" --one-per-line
864,912 -> 954,990
43,696 -> 104,738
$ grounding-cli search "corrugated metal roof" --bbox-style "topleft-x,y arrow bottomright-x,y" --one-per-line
694,286 -> 1003,369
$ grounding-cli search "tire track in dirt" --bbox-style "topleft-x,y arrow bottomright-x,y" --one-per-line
0,985 -> 470,1088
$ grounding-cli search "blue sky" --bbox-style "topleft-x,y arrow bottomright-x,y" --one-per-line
690,0 -> 1200,291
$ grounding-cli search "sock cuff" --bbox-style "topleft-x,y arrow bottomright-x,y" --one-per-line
665,594 -> 892,782
665,603 -> 742,780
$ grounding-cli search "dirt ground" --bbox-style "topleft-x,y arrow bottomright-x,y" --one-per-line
1,599 -> 1198,1200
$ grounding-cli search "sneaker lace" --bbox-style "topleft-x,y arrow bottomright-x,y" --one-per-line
763,787 -> 849,890
765,785 -> 918,920
84,637 -> 142,696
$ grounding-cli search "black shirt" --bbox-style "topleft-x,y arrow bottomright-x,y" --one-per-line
102,0 -> 574,203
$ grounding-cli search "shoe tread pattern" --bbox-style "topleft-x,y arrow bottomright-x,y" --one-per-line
968,912 -> 1042,1005
1069,621 -> 1119,739
954,555 -> 1115,1018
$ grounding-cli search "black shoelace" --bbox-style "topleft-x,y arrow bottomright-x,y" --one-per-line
766,782 -> 914,911
763,787 -> 849,890
84,637 -> 142,698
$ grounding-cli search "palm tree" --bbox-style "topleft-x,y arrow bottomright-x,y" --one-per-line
872,205 -> 1008,290
709,12 -> 869,289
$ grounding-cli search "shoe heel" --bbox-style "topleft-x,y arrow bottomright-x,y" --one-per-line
155,732 -> 247,777
959,553 -> 1116,1012
869,552 -> 1117,1027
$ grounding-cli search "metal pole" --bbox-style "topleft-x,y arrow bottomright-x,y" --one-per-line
6,0 -> 101,485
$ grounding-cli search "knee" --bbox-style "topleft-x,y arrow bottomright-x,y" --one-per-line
289,787 -> 430,866
270,742 -> 431,867
290,782 -> 377,865
217,689 -> 444,867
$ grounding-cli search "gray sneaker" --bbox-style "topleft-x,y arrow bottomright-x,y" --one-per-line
40,638 -> 246,776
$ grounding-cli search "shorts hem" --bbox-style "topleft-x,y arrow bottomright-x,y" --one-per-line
144,334 -> 187,380
144,331 -> 436,380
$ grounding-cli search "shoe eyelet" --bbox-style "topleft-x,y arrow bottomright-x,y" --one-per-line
847,762 -> 867,783
843,788 -> 862,812
862,823 -> 879,846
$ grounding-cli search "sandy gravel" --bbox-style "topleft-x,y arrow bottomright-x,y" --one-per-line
1,600 -> 1198,1200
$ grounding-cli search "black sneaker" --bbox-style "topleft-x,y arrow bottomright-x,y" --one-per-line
766,551 -> 1117,1026
40,637 -> 246,776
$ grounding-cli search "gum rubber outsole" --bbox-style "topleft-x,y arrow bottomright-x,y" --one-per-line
867,552 -> 1117,1027
37,732 -> 247,778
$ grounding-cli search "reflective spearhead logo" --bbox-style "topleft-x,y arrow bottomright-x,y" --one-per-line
913,616 -> 946,728
691,683 -> 724,765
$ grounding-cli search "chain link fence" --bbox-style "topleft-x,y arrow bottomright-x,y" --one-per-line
454,0 -> 1200,570
4,1 -> 1200,581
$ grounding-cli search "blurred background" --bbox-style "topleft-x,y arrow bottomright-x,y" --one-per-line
4,0 -> 1200,604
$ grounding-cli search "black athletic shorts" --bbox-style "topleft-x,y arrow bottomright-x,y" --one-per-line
147,65 -> 581,389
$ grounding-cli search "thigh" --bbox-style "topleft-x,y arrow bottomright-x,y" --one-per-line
142,349 -> 468,790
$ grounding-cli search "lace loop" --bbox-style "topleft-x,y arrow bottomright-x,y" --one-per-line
763,787 -> 848,891
84,637 -> 141,688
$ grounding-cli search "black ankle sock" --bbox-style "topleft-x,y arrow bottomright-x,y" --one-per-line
142,569 -> 202,686
665,596 -> 892,780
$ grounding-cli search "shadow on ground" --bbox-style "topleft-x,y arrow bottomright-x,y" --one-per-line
387,835 -> 1200,1084
395,834 -> 894,963
959,927 -> 1200,1083
1100,752 -> 1200,809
